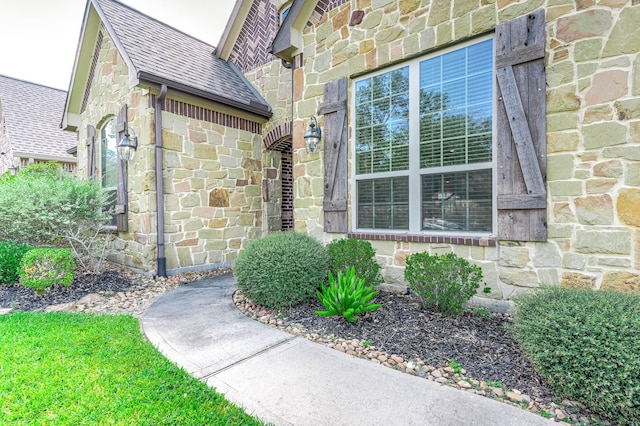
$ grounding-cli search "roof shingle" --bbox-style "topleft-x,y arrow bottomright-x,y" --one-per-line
94,0 -> 271,117
0,75 -> 76,160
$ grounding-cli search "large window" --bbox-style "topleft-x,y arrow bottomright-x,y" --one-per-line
101,118 -> 118,226
354,38 -> 494,234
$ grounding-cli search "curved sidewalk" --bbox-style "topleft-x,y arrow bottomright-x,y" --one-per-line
141,273 -> 552,426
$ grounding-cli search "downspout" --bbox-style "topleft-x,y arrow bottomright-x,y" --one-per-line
155,84 -> 168,277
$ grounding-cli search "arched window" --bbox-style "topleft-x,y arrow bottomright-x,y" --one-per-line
101,118 -> 118,225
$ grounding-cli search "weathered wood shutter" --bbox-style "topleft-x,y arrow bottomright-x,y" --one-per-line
495,9 -> 547,242
86,124 -> 96,179
317,77 -> 348,233
115,104 -> 129,232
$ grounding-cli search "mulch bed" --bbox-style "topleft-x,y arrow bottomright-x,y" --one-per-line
281,290 -> 553,400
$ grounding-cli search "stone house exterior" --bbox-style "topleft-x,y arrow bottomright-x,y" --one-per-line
217,0 -> 640,299
0,75 -> 77,175
66,0 -> 639,300
63,0 -> 271,275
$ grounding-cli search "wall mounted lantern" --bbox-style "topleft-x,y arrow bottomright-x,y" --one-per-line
117,127 -> 138,161
303,116 -> 322,154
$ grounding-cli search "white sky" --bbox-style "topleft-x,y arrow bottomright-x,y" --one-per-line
0,0 -> 236,90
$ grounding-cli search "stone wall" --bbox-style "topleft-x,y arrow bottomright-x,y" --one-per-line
159,102 -> 264,272
77,29 -> 266,274
75,28 -> 157,272
277,0 -> 640,298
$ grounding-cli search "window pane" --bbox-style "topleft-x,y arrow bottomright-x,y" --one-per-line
420,39 -> 493,169
357,177 -> 409,230
421,170 -> 492,232
100,118 -> 118,227
355,66 -> 409,174
101,119 -> 118,190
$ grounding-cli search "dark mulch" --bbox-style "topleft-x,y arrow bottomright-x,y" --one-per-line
0,271 -> 135,312
282,290 -> 554,401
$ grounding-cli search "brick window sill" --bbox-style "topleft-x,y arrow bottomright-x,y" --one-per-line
347,232 -> 496,247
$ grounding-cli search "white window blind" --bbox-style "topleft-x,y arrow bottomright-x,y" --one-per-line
354,37 -> 494,234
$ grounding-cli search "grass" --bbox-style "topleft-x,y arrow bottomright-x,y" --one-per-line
0,312 -> 263,425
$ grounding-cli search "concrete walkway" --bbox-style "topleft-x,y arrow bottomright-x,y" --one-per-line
141,273 -> 552,426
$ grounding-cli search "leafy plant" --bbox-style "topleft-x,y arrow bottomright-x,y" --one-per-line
448,358 -> 462,374
470,306 -> 491,321
486,381 -> 501,388
512,286 -> 640,424
327,238 -> 383,287
0,163 -> 113,273
316,267 -> 381,323
0,241 -> 33,284
362,339 -> 372,347
404,251 -> 483,316
234,232 -> 328,309
18,248 -> 76,291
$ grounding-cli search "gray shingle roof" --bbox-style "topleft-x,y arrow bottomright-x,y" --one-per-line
0,75 -> 77,160
94,0 -> 271,117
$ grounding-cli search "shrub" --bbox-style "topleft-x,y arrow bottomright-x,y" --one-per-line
0,163 -> 113,273
512,286 -> 640,424
327,238 -> 383,287
404,251 -> 483,316
0,241 -> 33,284
316,267 -> 381,323
18,248 -> 76,291
234,232 -> 329,309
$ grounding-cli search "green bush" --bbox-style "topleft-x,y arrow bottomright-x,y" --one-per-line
0,241 -> 33,284
0,163 -> 113,273
512,286 -> 640,424
327,238 -> 383,287
316,267 -> 381,323
234,232 -> 329,308
404,252 -> 483,316
18,248 -> 76,291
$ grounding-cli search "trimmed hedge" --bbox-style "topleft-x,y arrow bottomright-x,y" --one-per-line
512,286 -> 640,424
234,232 -> 328,309
0,241 -> 33,285
18,248 -> 76,291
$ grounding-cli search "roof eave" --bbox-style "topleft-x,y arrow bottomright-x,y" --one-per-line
137,71 -> 272,119
215,0 -> 252,60
270,0 -> 319,62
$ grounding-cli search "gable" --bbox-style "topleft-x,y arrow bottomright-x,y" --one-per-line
64,0 -> 271,131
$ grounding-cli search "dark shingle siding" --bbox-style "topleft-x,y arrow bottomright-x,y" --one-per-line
0,75 -> 76,160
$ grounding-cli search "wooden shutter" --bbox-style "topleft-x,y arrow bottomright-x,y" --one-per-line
86,124 -> 96,179
495,9 -> 547,242
115,104 -> 128,232
317,77 -> 348,233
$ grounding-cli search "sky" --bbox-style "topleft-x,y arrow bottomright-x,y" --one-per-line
0,0 -> 236,91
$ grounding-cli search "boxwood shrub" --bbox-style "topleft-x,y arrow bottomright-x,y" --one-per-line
234,232 -> 328,309
18,248 -> 76,292
0,241 -> 33,285
512,286 -> 640,424
327,238 -> 383,287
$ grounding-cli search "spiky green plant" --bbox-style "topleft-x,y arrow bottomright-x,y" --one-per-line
316,267 -> 381,323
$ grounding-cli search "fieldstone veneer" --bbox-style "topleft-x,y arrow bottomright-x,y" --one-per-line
245,0 -> 640,299
77,29 -> 264,273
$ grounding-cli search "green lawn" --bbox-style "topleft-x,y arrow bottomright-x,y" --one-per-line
0,312 -> 263,425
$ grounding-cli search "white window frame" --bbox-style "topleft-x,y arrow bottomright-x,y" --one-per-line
350,35 -> 497,236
